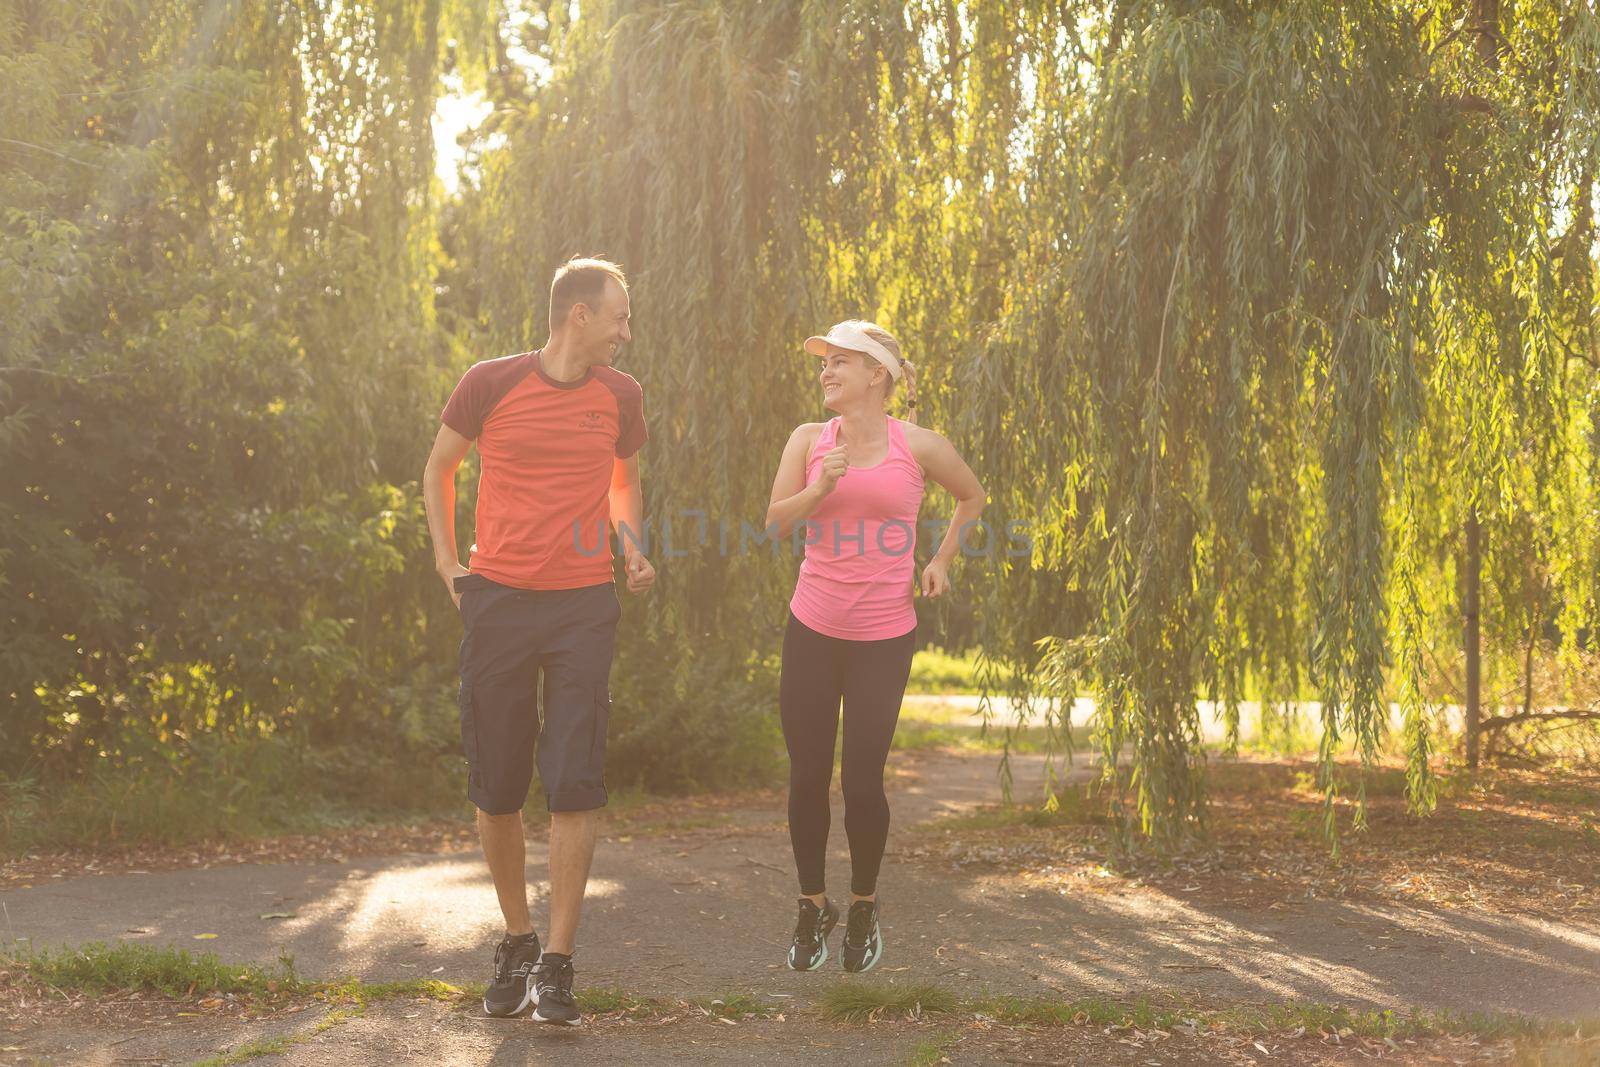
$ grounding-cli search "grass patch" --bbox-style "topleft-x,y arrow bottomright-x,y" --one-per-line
819,982 -> 959,1022
312,1006 -> 364,1032
577,985 -> 657,1017
892,721 -> 1070,755
892,714 -> 1085,755
12,943 -> 1596,1055
904,1029 -> 960,1066
0,733 -> 468,857
1214,1001 -> 1557,1042
907,647 -> 1014,695
189,1005 -> 370,1066
4,941 -> 310,999
192,1035 -> 299,1067
691,992 -> 774,1019
319,975 -> 477,1005
971,992 -> 1595,1044
1,942 -> 479,1008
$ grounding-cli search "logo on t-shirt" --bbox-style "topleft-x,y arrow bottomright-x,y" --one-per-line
579,410 -> 605,431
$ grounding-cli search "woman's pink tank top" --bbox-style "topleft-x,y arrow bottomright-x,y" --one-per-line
789,416 -> 924,641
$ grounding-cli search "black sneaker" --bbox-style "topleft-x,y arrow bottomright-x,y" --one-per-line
530,952 -> 581,1025
787,896 -> 839,971
483,932 -> 541,1017
841,899 -> 883,973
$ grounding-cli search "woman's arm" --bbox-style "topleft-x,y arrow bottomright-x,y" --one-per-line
908,426 -> 986,598
765,423 -> 843,537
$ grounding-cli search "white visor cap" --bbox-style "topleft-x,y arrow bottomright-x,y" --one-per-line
803,322 -> 903,382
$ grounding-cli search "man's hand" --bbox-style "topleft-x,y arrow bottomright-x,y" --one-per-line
438,560 -> 470,610
920,558 -> 950,599
625,552 -> 656,595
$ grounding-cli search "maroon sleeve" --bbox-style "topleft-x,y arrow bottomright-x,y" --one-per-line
441,352 -> 538,440
600,369 -> 648,459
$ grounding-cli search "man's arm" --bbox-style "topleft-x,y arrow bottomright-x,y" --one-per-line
610,453 -> 655,594
423,422 -> 474,608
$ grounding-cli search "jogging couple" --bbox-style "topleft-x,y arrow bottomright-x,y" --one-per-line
422,258 -> 985,1024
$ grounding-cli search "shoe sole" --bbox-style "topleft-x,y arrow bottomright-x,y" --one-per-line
787,910 -> 839,972
843,921 -> 883,973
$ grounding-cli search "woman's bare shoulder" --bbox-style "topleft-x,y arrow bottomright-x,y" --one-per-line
900,420 -> 951,460
789,422 -> 828,448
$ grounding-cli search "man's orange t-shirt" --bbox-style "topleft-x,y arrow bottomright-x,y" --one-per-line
442,350 -> 647,590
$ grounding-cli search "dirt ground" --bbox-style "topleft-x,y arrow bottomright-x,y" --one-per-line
3,744 -> 1598,1065
7,990 -> 1584,1066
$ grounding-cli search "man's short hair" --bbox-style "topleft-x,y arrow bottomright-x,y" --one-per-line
549,257 -> 627,330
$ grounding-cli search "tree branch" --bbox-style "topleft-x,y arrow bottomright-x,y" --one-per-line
1479,707 -> 1600,732
0,137 -> 100,168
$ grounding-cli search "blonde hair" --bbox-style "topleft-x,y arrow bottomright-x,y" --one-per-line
844,320 -> 919,425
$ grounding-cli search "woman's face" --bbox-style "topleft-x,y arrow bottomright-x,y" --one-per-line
818,345 -> 886,412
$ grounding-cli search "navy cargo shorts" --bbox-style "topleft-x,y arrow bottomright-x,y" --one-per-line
454,573 -> 620,814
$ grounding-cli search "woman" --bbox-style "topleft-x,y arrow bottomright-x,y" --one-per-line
765,319 -> 985,972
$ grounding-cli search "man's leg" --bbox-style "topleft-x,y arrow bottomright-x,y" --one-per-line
528,583 -> 619,1025
457,579 -> 543,1017
479,808 -> 534,936
544,809 -> 598,954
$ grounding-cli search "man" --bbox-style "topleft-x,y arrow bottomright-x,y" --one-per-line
422,257 -> 654,1025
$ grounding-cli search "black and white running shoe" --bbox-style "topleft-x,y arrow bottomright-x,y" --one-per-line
841,899 -> 883,973
530,952 -> 582,1025
787,897 -> 839,971
483,932 -> 541,1017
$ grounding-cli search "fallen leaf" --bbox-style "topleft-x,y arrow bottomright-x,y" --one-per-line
259,912 -> 296,920
193,933 -> 218,940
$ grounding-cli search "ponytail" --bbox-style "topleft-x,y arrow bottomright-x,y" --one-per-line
899,358 -> 919,425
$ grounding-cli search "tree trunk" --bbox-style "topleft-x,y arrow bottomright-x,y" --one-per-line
1464,511 -> 1483,768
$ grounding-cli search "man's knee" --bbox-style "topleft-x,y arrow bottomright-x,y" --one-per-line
549,808 -> 597,827
477,807 -> 523,827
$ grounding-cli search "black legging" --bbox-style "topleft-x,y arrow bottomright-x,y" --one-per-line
779,612 -> 917,897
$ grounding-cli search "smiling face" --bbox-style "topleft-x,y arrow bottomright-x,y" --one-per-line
817,344 -> 890,413
574,278 -> 632,366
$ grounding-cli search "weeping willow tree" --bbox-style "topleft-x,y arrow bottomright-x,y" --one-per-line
8,0 -> 1597,848
457,2 -> 816,787
457,0 -> 1599,834
0,0 -> 493,819
956,0 -> 1600,845
456,0 -> 1074,786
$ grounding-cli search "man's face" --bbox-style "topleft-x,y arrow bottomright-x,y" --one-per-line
576,279 -> 632,365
